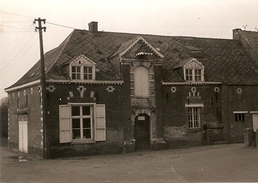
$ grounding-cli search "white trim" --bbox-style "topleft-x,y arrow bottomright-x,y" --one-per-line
5,80 -> 40,92
233,111 -> 248,114
47,79 -> 124,85
68,102 -> 95,106
250,111 -> 258,114
162,81 -> 222,85
185,103 -> 204,107
119,36 -> 164,58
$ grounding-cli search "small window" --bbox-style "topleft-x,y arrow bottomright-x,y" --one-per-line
69,55 -> 96,81
70,65 -> 95,81
187,107 -> 201,128
235,113 -> 245,121
185,68 -> 203,82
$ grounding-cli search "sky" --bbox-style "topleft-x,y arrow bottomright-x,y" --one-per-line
0,0 -> 257,99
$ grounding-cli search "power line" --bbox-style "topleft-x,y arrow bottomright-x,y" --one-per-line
1,34 -> 37,74
0,23 -> 32,30
0,31 -> 35,33
1,23 -> 35,66
1,21 -> 31,23
47,21 -> 77,29
0,10 -> 34,19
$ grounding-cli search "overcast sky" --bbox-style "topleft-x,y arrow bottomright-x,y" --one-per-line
0,0 -> 257,99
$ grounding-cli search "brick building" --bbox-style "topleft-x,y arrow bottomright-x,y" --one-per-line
5,22 -> 258,158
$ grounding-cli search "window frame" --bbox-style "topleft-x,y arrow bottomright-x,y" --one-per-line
187,107 -> 201,129
71,105 -> 94,140
70,65 -> 95,81
233,111 -> 248,122
59,103 -> 106,144
184,68 -> 204,82
69,59 -> 96,81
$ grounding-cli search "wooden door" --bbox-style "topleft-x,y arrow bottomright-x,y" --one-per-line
19,115 -> 28,153
135,114 -> 150,150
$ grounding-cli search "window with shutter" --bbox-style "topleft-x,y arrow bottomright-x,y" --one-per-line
59,105 -> 72,143
95,104 -> 106,141
59,104 -> 106,143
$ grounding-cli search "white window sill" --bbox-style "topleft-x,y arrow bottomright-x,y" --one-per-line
71,139 -> 96,144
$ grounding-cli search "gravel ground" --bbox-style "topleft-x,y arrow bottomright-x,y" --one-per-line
0,143 -> 257,182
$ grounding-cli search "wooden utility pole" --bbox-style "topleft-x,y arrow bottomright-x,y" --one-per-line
34,18 -> 48,159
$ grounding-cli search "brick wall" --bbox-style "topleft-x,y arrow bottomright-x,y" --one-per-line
45,82 -> 129,158
223,85 -> 258,143
8,84 -> 43,157
162,84 -> 223,147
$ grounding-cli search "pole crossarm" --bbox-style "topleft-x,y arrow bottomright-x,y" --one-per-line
34,18 -> 47,32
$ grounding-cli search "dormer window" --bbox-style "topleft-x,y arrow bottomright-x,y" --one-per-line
71,66 -> 93,80
69,54 -> 96,81
185,68 -> 202,82
183,58 -> 204,82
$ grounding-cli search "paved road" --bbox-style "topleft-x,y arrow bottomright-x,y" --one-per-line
0,143 -> 257,182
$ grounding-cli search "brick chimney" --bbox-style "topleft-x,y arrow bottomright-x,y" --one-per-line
88,21 -> 98,32
233,28 -> 241,40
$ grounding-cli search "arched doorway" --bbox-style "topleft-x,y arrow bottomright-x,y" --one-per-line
135,114 -> 150,150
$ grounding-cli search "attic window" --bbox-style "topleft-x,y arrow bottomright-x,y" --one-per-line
183,58 -> 204,82
71,65 -> 94,80
69,55 -> 96,81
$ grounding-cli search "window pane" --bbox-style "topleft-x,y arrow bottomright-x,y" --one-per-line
72,129 -> 81,139
72,106 -> 80,116
89,67 -> 92,73
188,108 -> 192,128
186,69 -> 193,81
83,129 -> 91,139
83,118 -> 91,128
195,69 -> 201,81
72,119 -> 80,128
77,73 -> 81,79
84,67 -> 93,80
188,107 -> 200,128
83,106 -> 90,115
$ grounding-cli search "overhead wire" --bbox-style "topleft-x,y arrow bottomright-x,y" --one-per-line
1,10 -> 79,75
46,21 -> 77,30
0,10 -> 34,19
1,23 -> 35,67
0,23 -> 32,30
1,34 -> 37,73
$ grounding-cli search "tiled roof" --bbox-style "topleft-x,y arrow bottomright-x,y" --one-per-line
240,30 -> 258,48
7,28 -> 258,89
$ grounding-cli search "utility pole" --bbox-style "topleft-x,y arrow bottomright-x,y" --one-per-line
34,18 -> 48,159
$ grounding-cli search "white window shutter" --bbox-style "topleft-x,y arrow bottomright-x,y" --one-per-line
95,104 -> 106,141
59,105 -> 72,143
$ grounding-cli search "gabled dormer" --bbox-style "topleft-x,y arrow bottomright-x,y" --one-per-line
174,58 -> 204,82
68,54 -> 96,81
